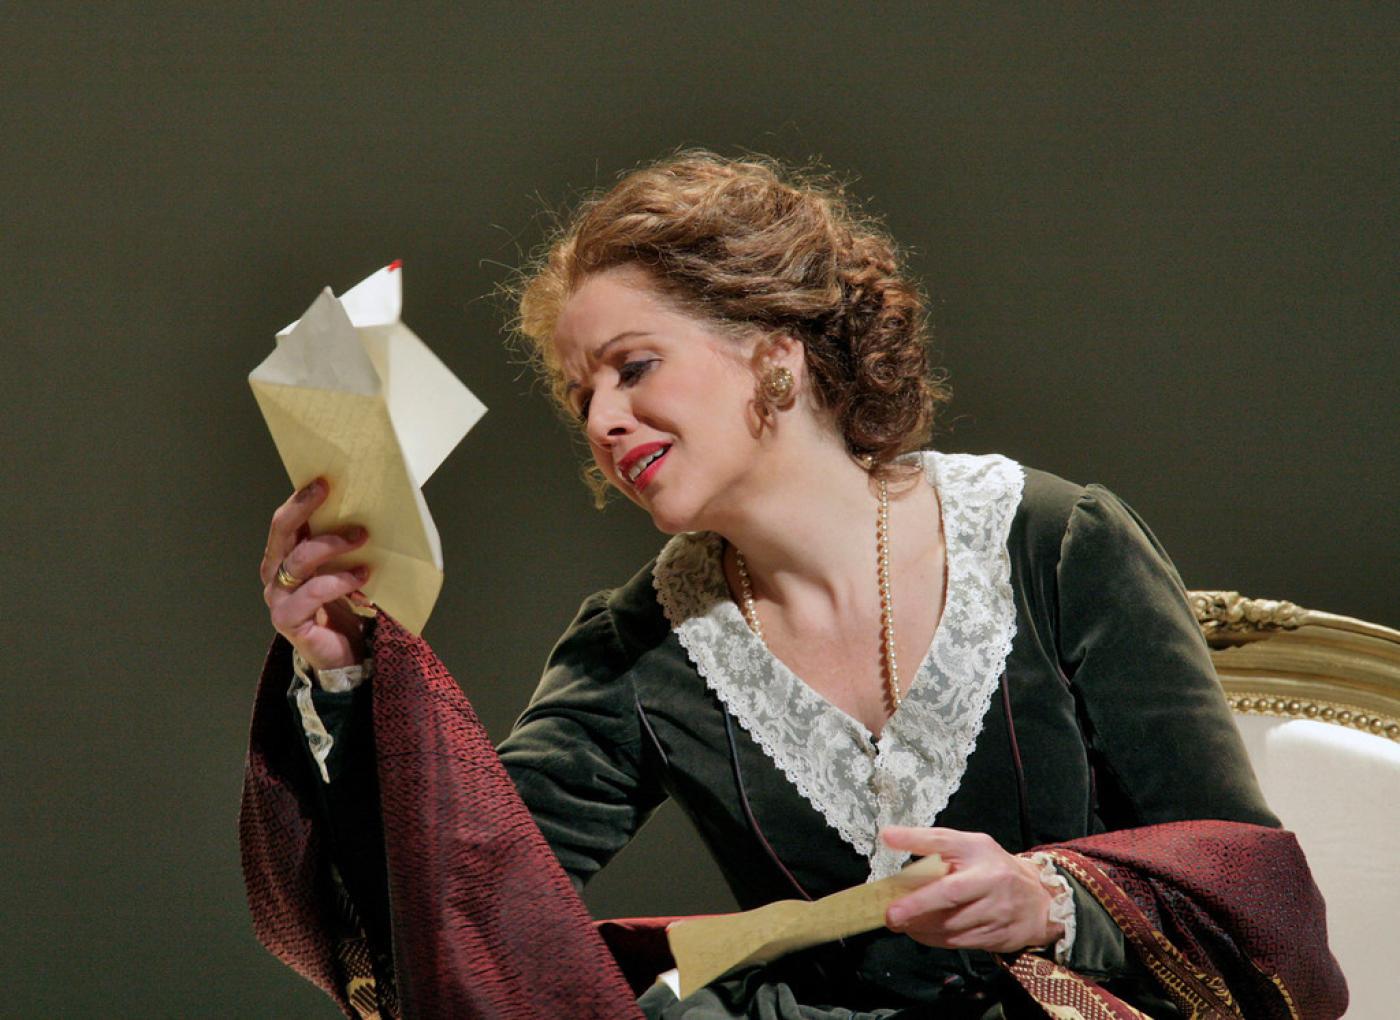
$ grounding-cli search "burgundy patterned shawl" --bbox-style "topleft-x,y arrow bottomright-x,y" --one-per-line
241,615 -> 1346,1019
240,614 -> 643,1019
1003,823 -> 1347,1019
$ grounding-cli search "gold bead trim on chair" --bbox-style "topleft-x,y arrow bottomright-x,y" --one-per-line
1226,692 -> 1400,743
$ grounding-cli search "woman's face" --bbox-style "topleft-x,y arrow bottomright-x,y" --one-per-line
551,265 -> 766,534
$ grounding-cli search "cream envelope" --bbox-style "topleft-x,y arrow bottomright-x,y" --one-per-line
666,853 -> 947,998
250,262 -> 486,635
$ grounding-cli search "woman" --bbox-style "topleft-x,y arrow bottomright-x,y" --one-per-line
246,152 -> 1345,1018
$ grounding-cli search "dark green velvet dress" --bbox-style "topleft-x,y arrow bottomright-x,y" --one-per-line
302,452 -> 1279,1018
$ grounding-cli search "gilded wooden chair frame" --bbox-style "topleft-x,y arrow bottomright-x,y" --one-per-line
1190,591 -> 1400,744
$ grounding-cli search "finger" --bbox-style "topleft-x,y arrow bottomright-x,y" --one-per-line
268,567 -> 370,632
266,559 -> 369,632
325,590 -> 372,628
344,589 -> 375,609
881,825 -> 987,862
940,919 -> 1008,951
260,478 -> 328,585
894,900 -> 985,944
925,897 -> 998,939
893,888 -> 1022,950
281,526 -> 368,581
886,870 -> 980,927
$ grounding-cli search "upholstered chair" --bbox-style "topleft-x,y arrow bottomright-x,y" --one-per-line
1194,591 -> 1400,1020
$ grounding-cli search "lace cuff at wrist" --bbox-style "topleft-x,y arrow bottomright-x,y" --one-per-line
289,649 -> 374,693
1027,851 -> 1077,965
314,659 -> 374,693
289,651 -> 374,783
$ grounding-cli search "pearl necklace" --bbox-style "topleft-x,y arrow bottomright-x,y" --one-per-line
734,478 -> 903,709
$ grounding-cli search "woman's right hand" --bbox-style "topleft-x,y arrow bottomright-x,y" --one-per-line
260,478 -> 373,671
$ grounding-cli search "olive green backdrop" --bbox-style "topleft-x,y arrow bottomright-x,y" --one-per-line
4,4 -> 1395,1015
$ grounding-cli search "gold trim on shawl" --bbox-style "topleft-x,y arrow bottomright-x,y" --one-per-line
1043,850 -> 1245,1020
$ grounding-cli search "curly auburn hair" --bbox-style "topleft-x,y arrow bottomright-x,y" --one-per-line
510,149 -> 950,500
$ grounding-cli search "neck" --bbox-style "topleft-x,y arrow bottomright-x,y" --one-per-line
707,428 -> 916,615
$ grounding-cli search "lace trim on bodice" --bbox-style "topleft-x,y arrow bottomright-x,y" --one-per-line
652,451 -> 1025,880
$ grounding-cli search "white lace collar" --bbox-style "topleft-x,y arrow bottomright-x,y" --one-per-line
652,451 -> 1025,880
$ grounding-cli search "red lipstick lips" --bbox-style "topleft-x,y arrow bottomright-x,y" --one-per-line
617,442 -> 671,491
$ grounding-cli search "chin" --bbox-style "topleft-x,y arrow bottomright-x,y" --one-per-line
611,482 -> 685,534
636,490 -> 704,536
645,506 -> 693,536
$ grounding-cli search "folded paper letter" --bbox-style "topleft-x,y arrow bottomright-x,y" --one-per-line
249,263 -> 485,634
666,853 -> 948,998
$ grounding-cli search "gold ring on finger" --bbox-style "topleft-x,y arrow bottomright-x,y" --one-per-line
275,561 -> 306,591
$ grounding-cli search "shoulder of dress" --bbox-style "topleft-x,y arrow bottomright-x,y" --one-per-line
536,567 -> 671,696
1002,465 -> 1165,584
946,453 -> 1086,565
559,533 -> 728,681
1016,464 -> 1091,533
601,555 -> 674,657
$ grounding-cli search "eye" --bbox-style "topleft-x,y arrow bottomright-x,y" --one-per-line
618,358 -> 658,386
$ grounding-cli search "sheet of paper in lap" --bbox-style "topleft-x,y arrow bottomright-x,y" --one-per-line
249,261 -> 486,635
667,853 -> 948,998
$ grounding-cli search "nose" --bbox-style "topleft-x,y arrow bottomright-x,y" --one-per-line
584,385 -> 634,451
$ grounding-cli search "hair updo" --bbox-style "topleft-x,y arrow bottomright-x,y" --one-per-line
511,149 -> 950,499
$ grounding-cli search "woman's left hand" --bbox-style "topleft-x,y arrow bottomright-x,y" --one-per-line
881,826 -> 1063,954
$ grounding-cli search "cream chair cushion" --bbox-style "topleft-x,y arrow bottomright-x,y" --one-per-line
1233,715 -> 1400,1019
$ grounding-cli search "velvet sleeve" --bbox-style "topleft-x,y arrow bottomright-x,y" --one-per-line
1055,483 -> 1279,831
993,486 -> 1340,1017
296,590 -> 666,897
499,589 -> 669,892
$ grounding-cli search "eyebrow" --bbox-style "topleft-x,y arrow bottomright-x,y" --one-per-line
563,331 -> 653,394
